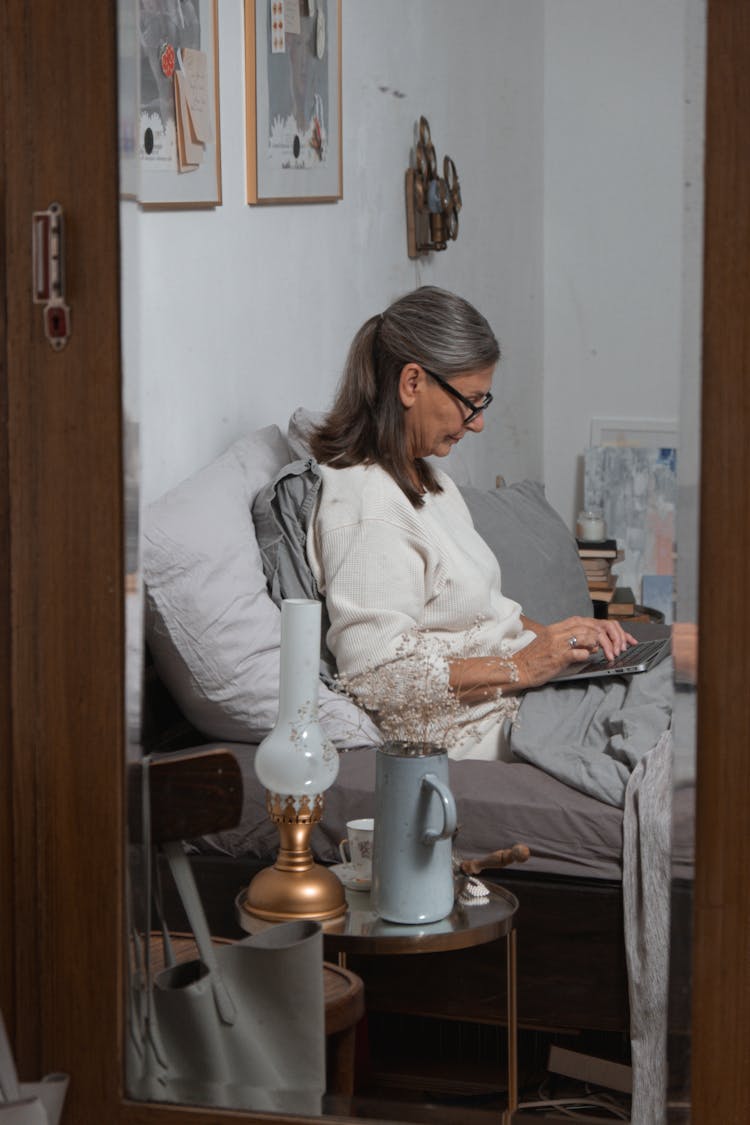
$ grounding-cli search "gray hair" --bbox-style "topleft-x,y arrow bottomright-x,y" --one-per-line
309,286 -> 500,507
378,285 -> 500,377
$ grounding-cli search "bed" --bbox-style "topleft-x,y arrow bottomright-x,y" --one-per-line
141,414 -> 695,1113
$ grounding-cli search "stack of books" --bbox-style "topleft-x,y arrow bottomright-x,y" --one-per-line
576,538 -> 621,605
577,539 -> 638,619
577,538 -> 640,615
608,585 -> 636,617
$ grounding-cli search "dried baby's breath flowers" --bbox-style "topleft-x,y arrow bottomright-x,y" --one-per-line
336,622 -> 521,753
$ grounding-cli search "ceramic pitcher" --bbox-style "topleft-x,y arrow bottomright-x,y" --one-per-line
372,741 -> 457,924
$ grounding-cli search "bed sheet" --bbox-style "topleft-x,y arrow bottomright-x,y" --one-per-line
196,742 -> 694,882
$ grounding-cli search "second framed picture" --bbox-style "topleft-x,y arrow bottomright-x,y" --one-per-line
244,0 -> 342,204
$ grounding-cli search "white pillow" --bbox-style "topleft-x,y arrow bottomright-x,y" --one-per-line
143,426 -> 376,748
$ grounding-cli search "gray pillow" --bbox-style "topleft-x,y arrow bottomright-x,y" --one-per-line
287,407 -> 323,459
459,480 -> 593,624
143,426 -> 377,748
143,427 -> 293,743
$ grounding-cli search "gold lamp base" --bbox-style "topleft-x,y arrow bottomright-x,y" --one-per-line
241,791 -> 346,924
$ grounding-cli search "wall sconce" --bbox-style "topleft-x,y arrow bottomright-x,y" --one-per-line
405,116 -> 462,259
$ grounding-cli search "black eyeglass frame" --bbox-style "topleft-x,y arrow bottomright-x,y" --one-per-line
421,366 -> 493,425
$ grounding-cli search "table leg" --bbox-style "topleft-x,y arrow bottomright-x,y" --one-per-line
327,1027 -> 357,1096
323,961 -> 365,1097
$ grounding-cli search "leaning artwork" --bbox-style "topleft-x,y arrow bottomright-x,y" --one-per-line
584,445 -> 676,617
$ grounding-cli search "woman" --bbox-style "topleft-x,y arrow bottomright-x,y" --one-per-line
307,286 -> 635,760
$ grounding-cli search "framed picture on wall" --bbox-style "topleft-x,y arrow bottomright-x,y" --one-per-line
137,0 -> 222,207
244,0 -> 342,204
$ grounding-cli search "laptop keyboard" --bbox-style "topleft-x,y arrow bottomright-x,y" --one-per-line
583,637 -> 667,673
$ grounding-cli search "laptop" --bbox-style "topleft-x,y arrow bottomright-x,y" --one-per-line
551,630 -> 672,684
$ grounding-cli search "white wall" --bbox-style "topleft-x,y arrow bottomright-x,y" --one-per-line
542,0 -> 690,526
129,0 -> 700,538
134,0 -> 545,504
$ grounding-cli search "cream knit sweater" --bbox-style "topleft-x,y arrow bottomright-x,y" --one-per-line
307,462 -> 535,757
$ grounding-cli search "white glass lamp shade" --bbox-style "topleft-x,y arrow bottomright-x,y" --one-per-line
254,599 -> 339,798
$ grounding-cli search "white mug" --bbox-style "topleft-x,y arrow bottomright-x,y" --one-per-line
338,817 -> 374,878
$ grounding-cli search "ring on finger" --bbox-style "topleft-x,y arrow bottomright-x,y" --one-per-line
568,635 -> 577,649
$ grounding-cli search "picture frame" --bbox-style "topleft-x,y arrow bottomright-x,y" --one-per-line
590,416 -> 679,450
244,0 -> 342,204
137,0 -> 222,208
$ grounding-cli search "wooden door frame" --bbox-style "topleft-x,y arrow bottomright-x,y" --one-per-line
691,1 -> 750,1120
0,0 -> 125,1102
0,1 -> 748,1122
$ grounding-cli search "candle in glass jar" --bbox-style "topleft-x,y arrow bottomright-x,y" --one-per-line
577,508 -> 606,541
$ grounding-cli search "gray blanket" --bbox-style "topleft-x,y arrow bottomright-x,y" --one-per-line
624,729 -> 673,1125
510,657 -> 673,808
511,662 -> 674,1123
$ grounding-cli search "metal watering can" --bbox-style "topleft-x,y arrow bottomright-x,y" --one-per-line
372,741 -> 457,924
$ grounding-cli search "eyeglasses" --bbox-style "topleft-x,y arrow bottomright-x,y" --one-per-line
422,367 -> 493,425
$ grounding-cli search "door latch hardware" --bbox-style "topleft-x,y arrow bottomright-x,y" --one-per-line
32,202 -> 71,350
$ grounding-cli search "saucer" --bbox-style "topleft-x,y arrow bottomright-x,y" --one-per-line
330,862 -> 371,892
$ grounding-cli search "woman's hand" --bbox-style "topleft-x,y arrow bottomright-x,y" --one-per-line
449,615 -> 637,700
514,616 -> 637,690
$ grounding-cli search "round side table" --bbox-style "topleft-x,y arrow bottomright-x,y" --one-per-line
326,884 -> 519,1119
